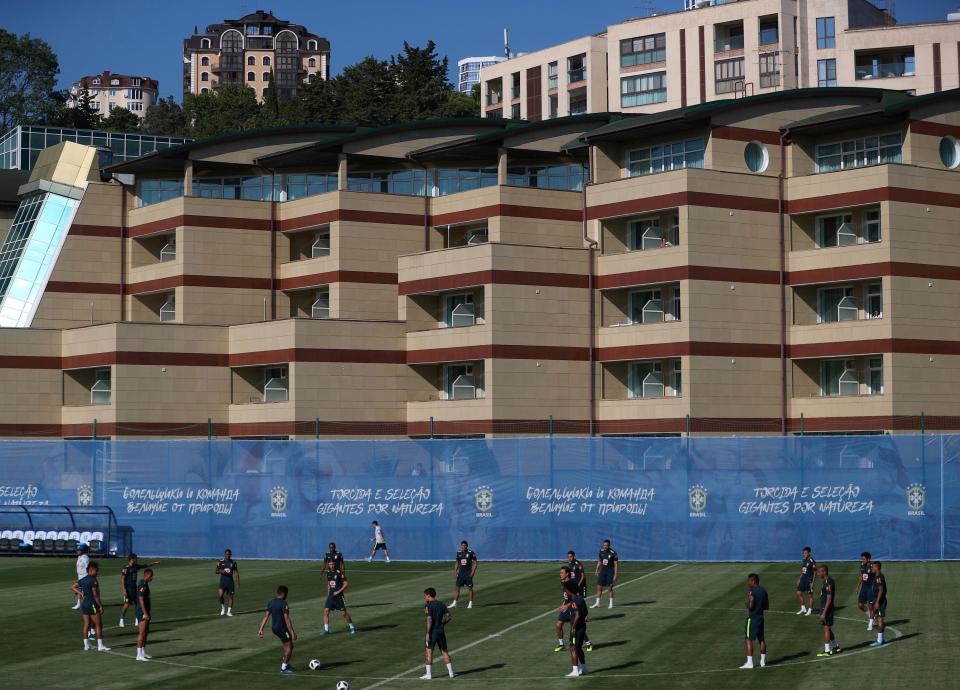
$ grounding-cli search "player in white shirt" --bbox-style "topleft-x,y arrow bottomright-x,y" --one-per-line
366,521 -> 391,563
73,545 -> 90,609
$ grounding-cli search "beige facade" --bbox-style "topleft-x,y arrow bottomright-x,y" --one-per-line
2,90 -> 960,438
481,0 -> 960,120
69,71 -> 159,119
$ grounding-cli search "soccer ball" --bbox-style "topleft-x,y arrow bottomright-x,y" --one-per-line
336,682 -> 350,690
308,659 -> 322,670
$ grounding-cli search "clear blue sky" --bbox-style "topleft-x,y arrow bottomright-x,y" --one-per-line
4,0 -> 956,99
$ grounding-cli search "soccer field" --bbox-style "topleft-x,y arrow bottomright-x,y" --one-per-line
1,558 -> 956,689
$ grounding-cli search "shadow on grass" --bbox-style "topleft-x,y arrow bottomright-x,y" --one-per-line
113,639 -> 180,649
353,624 -> 398,633
593,660 -> 643,673
457,663 -> 506,676
618,601 -> 656,607
886,632 -> 920,645
477,601 -> 519,607
157,647 -> 241,658
349,602 -> 392,609
767,651 -> 810,664
885,619 -> 910,626
590,640 -> 628,650
589,613 -> 625,622
315,660 -> 355,670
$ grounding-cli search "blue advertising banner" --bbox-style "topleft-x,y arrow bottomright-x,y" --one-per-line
0,435 -> 957,561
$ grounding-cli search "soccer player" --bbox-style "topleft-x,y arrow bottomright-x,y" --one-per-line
324,542 -> 346,575
450,540 -> 478,609
592,539 -> 618,609
367,520 -> 390,562
135,568 -> 154,661
120,553 -> 160,627
566,580 -> 589,677
258,585 -> 297,674
739,573 -> 769,669
216,548 -> 240,616
556,566 -> 593,654
856,551 -> 874,629
816,564 -> 841,656
795,546 -> 816,615
869,561 -> 888,647
71,561 -> 110,652
72,544 -> 89,610
421,587 -> 456,680
566,550 -> 587,596
322,559 -> 357,635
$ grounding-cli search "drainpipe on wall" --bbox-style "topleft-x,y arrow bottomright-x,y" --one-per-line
778,130 -> 789,434
262,166 -> 278,321
119,182 -> 127,322
583,147 -> 598,437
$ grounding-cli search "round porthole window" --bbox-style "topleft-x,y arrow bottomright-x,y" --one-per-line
939,136 -> 960,169
744,141 -> 769,173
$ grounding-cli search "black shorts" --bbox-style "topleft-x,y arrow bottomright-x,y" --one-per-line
428,632 -> 447,652
136,607 -> 148,622
274,628 -> 293,644
858,587 -> 873,605
125,589 -> 137,604
81,601 -> 99,616
797,579 -> 813,594
374,543 -> 387,551
456,572 -> 473,589
219,578 -> 235,595
558,608 -> 572,623
572,626 -> 586,649
597,571 -> 614,587
325,594 -> 346,611
821,608 -> 834,627
745,617 -> 764,641
874,599 -> 887,617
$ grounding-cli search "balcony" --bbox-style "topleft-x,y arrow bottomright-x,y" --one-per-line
600,209 -> 679,255
601,358 -> 683,401
790,206 -> 881,252
406,287 -> 486,333
790,356 -> 888,423
855,50 -> 915,80
408,361 -> 489,423
714,21 -> 744,53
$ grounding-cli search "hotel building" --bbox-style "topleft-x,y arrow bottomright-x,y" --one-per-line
68,71 -> 159,119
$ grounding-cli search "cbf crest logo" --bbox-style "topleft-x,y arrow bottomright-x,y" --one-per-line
475,485 -> 493,519
906,483 -> 926,516
270,486 -> 288,518
76,485 -> 94,506
688,485 -> 708,518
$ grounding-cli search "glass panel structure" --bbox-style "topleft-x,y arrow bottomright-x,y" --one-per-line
0,192 -> 81,327
628,138 -> 704,176
816,133 -> 902,172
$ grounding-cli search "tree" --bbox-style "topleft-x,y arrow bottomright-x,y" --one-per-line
296,73 -> 344,124
142,96 -> 188,136
100,106 -> 140,133
391,41 -> 451,122
62,88 -> 101,129
0,29 -> 61,133
337,57 -> 398,125
442,90 -> 480,118
183,83 -> 261,137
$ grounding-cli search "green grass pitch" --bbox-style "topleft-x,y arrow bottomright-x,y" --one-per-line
1,557 -> 956,688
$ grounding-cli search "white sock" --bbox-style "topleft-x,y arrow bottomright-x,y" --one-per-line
349,623 -> 356,631
136,648 -> 143,658
446,662 -> 454,677
572,666 -> 579,674
98,639 -> 107,649
608,598 -> 614,608
424,665 -> 432,678
824,644 -> 830,653
467,601 -> 472,609
594,598 -> 600,605
745,656 -> 753,665
558,638 -> 564,646
227,607 -> 232,614
801,605 -> 807,612
324,624 -> 330,632
281,662 -> 288,670
878,632 -> 884,643
83,639 -> 91,650
760,653 -> 766,664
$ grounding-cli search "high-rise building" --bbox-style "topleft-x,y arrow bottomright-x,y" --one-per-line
68,71 -> 158,118
182,9 -> 330,102
1,87 -> 959,438
457,56 -> 506,93
481,0 -> 960,120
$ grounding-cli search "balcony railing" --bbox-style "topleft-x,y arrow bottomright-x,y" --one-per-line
758,28 -> 779,45
715,35 -> 744,52
487,91 -> 503,106
568,68 -> 586,84
855,61 -> 915,80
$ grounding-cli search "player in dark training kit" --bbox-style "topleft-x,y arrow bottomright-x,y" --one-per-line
795,546 -> 816,615
739,573 -> 769,669
555,566 -> 593,653
421,587 -> 456,679
135,568 -> 154,661
71,561 -> 110,652
324,542 -> 346,575
869,561 -> 888,647
216,549 -> 240,616
592,539 -> 619,609
565,579 -> 589,677
119,553 -> 159,627
816,564 -> 841,656
258,585 -> 297,674
856,551 -> 874,628
322,559 -> 357,635
450,540 -> 478,609
566,551 -> 587,596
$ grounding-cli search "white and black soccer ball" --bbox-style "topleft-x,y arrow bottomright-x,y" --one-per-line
308,658 -> 322,670
336,682 -> 350,690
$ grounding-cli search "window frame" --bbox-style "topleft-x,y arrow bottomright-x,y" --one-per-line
865,283 -> 882,320
443,363 -> 479,401
620,33 -> 667,68
311,290 -> 330,319
820,358 -> 859,397
817,58 -> 837,87
620,71 -> 667,108
159,294 -> 176,322
443,293 -> 478,328
628,360 -> 664,399
816,285 -> 856,323
815,132 -> 902,172
816,17 -> 836,49
90,367 -> 112,405
715,57 -> 745,94
159,236 -> 176,263
867,357 -> 883,395
263,366 -> 289,402
626,138 -> 705,177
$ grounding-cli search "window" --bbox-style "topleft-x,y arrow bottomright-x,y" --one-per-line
817,286 -> 856,323
436,168 -> 497,195
759,52 -> 780,88
620,33 -> 666,67
940,136 -> 960,169
715,57 -> 745,94
567,53 -> 586,83
816,17 -> 836,49
815,214 -> 855,248
129,102 -> 143,112
263,366 -> 289,402
308,40 -> 318,50
160,236 -> 176,262
627,138 -> 704,176
867,357 -> 883,395
865,283 -> 882,319
511,72 -> 521,99
263,72 -> 271,82
159,294 -> 176,322
201,72 -> 209,82
201,56 -> 210,66
817,59 -> 837,87
201,38 -> 211,49
671,360 -> 682,397
621,72 -> 666,107
311,290 -> 329,319
311,230 -> 330,258
467,228 -> 488,245
628,288 -> 679,324
821,359 -> 858,396
110,79 -> 119,86
511,103 -> 521,119
247,72 -> 256,82
816,134 -> 902,172
248,56 -> 256,65
201,88 -> 209,94
308,57 -> 316,68
91,368 -> 112,405
444,363 -> 479,400
864,210 -> 881,243
262,56 -> 271,66
628,361 -> 664,398
348,169 -> 428,196
744,142 -> 769,172
548,94 -> 558,118
547,62 -> 558,89
92,77 -> 101,85
855,50 -> 915,80
758,18 -> 779,45
137,179 -> 183,206
627,217 -> 678,250
569,88 -> 587,115
108,103 -> 117,112
444,293 -> 477,328
284,174 -> 337,200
